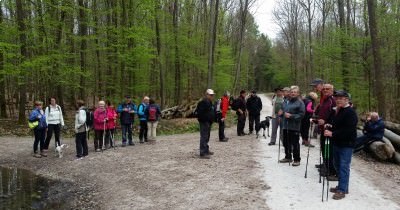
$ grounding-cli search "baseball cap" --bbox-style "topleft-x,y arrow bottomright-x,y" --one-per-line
251,90 -> 257,94
206,89 -> 215,95
310,78 -> 324,86
333,90 -> 350,98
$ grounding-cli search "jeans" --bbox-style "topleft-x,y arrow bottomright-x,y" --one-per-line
218,119 -> 225,140
139,120 -> 148,142
121,124 -> 133,144
45,124 -> 61,149
237,113 -> 246,135
147,121 -> 159,140
270,117 -> 280,143
75,132 -> 88,157
33,128 -> 46,153
282,129 -> 301,161
333,145 -> 353,193
199,121 -> 211,155
248,114 -> 260,133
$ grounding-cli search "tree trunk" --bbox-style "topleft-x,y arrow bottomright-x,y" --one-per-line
53,0 -> 66,112
367,0 -> 386,117
0,3 -> 7,118
155,0 -> 165,109
207,0 -> 219,88
78,0 -> 87,100
173,0 -> 181,105
338,0 -> 350,90
16,0 -> 28,123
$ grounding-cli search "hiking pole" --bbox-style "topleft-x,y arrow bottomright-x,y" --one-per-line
305,123 -> 313,178
278,120 -> 281,163
286,119 -> 290,166
102,119 -> 106,152
319,125 -> 322,184
326,137 -> 330,201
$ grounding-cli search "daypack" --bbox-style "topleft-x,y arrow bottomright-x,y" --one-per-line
148,106 -> 158,121
84,108 -> 94,129
231,98 -> 241,111
47,105 -> 61,114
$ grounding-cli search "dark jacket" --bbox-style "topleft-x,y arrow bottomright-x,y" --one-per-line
145,104 -> 162,122
236,96 -> 246,115
246,95 -> 262,115
330,106 -> 358,148
196,98 -> 215,123
363,118 -> 385,140
315,95 -> 336,130
282,97 -> 305,131
117,102 -> 137,125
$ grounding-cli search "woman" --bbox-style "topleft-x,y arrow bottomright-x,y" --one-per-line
93,101 -> 108,152
28,101 -> 48,158
106,100 -> 118,148
74,100 -> 88,159
145,99 -> 161,141
44,97 -> 65,151
300,92 -> 318,147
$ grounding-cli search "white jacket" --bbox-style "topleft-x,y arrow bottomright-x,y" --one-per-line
45,105 -> 65,126
75,107 -> 87,133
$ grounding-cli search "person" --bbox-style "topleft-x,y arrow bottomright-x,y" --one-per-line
137,96 -> 149,143
246,90 -> 263,135
324,90 -> 358,200
216,91 -> 230,142
300,92 -> 318,147
117,96 -> 137,146
196,89 -> 216,159
269,88 -> 284,145
279,86 -> 305,166
74,100 -> 88,159
313,84 -> 337,179
106,100 -> 118,148
29,101 -> 48,158
93,101 -> 108,152
310,78 -> 325,138
44,97 -> 65,151
236,90 -> 247,136
354,112 -> 384,153
145,98 -> 161,141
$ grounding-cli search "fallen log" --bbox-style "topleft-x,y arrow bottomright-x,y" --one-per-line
383,129 -> 400,151
357,130 -> 395,161
393,152 -> 400,164
384,121 -> 400,135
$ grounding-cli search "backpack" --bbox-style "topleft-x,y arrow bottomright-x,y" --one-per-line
214,99 -> 222,122
84,108 -> 94,129
231,98 -> 241,111
148,106 -> 158,121
47,105 -> 61,114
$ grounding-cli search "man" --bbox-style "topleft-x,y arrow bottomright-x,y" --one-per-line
236,90 -> 247,136
246,90 -> 263,135
117,96 -> 137,146
313,84 -> 337,179
137,96 -> 150,143
269,88 -> 284,145
196,89 -> 216,159
217,91 -> 230,142
310,78 -> 324,138
279,86 -> 305,166
354,112 -> 384,152
324,90 -> 358,200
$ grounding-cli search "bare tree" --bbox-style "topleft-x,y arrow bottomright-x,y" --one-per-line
207,0 -> 220,88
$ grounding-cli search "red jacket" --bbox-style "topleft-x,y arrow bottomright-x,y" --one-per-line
106,107 -> 118,129
94,108 -> 107,131
221,96 -> 230,119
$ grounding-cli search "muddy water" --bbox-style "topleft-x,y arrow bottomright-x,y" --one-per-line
0,166 -> 63,210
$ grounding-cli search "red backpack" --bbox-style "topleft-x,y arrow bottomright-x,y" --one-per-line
148,106 -> 158,121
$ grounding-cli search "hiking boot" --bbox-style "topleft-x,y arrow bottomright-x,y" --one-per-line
279,158 -> 292,163
40,152 -> 47,157
129,143 -> 135,146
330,187 -> 349,194
292,161 -> 300,166
220,138 -> 229,142
268,142 -> 275,146
145,139 -> 148,142
327,175 -> 339,181
33,153 -> 42,158
208,151 -> 214,155
95,149 -> 101,152
332,192 -> 346,200
199,154 -> 211,159
140,141 -> 144,144
315,164 -> 322,168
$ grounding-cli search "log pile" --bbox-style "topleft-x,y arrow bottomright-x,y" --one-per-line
384,121 -> 400,135
161,100 -> 200,119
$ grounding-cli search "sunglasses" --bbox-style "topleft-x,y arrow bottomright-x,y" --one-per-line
323,88 -> 332,90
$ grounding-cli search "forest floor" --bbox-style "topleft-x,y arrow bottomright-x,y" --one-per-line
0,95 -> 400,209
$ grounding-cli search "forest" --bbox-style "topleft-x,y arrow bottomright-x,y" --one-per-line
0,0 -> 399,123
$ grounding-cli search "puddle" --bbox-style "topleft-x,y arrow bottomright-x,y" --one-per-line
0,166 -> 63,210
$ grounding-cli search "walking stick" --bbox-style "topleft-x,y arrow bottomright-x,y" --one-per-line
278,118 -> 281,163
102,119 -> 106,152
322,136 -> 330,202
286,119 -> 290,166
305,123 -> 313,178
319,124 -> 322,183
326,137 -> 330,201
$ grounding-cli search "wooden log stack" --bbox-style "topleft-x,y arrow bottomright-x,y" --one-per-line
161,100 -> 200,119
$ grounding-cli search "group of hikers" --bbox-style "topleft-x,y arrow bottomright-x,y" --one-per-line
196,79 -> 385,200
28,95 -> 161,159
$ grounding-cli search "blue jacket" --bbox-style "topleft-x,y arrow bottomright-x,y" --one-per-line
29,108 -> 47,129
117,102 -> 137,125
363,118 -> 385,140
137,103 -> 148,121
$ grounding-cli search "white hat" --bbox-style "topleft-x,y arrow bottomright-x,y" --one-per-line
206,89 -> 215,95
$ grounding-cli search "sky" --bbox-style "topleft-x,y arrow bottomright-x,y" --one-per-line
251,0 -> 279,40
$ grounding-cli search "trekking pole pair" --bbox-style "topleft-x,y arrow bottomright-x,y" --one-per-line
322,137 -> 330,202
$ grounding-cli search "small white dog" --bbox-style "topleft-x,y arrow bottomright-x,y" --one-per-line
55,144 -> 68,158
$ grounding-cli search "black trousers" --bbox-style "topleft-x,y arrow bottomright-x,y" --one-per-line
45,124 -> 61,149
199,121 -> 211,155
33,128 -> 46,153
300,117 -> 311,140
106,128 -> 115,147
282,129 -> 301,161
75,132 -> 88,158
218,119 -> 225,140
320,134 -> 336,175
139,120 -> 148,142
248,114 -> 260,133
94,130 -> 105,150
237,113 -> 246,135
